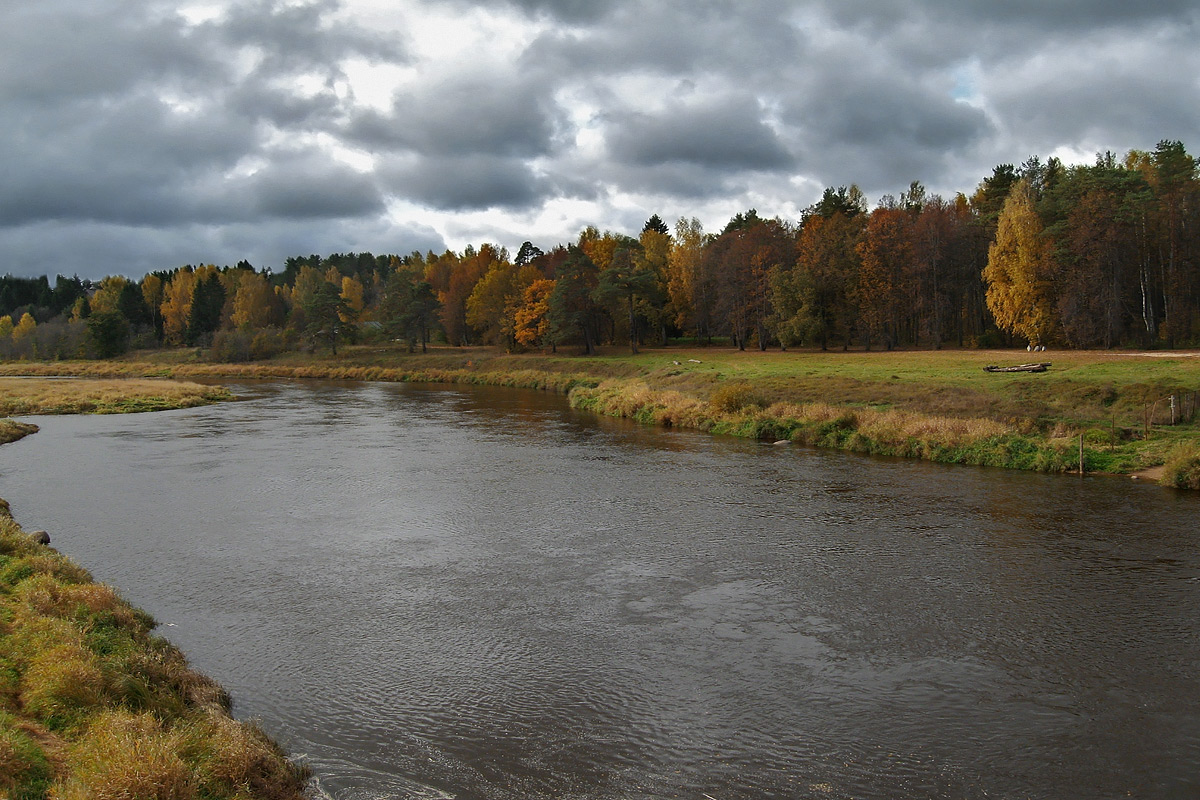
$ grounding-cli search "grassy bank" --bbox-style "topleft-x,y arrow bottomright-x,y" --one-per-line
4,345 -> 1200,485
0,378 -> 232,417
0,503 -> 308,799
0,421 -> 38,446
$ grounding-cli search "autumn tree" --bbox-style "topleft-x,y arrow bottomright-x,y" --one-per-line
983,178 -> 1055,346
855,205 -> 915,349
513,279 -> 556,350
141,274 -> 165,340
637,219 -> 673,345
161,269 -> 196,345
231,271 -> 284,329
773,194 -> 864,349
666,217 -> 710,341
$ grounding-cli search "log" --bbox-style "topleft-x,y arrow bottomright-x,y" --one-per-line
983,362 -> 1052,373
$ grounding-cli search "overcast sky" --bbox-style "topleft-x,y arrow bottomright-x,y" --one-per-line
2,0 -> 1197,280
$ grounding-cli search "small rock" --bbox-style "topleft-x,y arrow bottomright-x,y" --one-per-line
773,440 -> 790,446
31,530 -> 50,545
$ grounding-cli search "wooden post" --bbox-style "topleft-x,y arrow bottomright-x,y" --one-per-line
1079,434 -> 1084,476
1171,395 -> 1177,425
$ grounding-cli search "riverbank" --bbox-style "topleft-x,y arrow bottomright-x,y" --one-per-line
0,502 -> 309,799
3,345 -> 1200,487
0,377 -> 231,453
0,377 -> 232,417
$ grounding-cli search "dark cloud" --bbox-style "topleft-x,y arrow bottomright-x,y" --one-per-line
606,96 -> 794,173
380,155 -> 547,211
345,73 -> 565,158
239,153 -> 386,219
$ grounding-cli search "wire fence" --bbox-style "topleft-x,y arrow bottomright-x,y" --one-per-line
1144,391 -> 1200,432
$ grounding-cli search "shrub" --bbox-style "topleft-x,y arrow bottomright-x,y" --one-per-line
709,382 -> 763,414
1161,442 -> 1200,489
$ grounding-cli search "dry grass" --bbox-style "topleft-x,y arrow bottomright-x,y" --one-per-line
51,711 -> 192,800
0,510 -> 308,799
0,419 -> 38,445
0,378 -> 231,416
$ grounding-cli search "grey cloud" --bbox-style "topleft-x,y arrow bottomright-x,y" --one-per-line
818,0 -> 1198,36
523,0 -> 804,78
605,97 -> 794,173
240,154 -> 386,219
381,155 -> 547,211
215,0 -> 405,72
346,74 -> 565,159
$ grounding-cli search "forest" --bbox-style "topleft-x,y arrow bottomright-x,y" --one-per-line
1,140 -> 1196,362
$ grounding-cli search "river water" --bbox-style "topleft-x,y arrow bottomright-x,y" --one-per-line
1,380 -> 1198,799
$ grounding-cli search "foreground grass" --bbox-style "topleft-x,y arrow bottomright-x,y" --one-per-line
4,345 -> 1200,482
0,503 -> 308,799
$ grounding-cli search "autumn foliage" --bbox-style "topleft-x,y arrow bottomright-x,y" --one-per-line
1,140 -> 1198,357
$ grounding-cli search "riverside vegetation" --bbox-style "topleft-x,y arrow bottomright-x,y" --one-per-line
0,377 -> 303,799
3,344 -> 1200,488
0,377 -> 231,447
0,502 -> 310,799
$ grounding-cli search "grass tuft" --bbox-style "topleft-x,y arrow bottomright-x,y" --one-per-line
1161,442 -> 1200,489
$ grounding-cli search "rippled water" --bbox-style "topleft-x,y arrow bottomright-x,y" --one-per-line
2,381 -> 1199,799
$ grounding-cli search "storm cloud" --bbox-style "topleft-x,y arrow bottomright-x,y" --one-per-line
1,0 -> 1196,278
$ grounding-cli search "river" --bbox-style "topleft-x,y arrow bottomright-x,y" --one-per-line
1,380 -> 1198,799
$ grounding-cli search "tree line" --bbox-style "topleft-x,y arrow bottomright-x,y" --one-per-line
1,140 -> 1197,361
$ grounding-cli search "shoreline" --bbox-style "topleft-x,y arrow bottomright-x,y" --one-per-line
0,500 -> 309,799
2,347 -> 1197,487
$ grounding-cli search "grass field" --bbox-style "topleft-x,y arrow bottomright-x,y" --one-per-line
3,345 -> 1200,485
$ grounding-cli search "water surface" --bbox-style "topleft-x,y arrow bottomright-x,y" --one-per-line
2,381 -> 1197,799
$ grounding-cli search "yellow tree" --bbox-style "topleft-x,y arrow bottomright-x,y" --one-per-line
231,272 -> 281,329
0,315 -> 12,340
466,262 -> 540,347
12,313 -> 37,358
161,270 -> 196,344
141,274 -> 164,337
667,217 -> 708,337
340,276 -> 365,325
90,276 -> 129,315
637,223 -> 672,345
983,179 -> 1055,346
513,279 -> 556,349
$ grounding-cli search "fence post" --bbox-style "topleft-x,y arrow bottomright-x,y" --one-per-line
1079,434 -> 1084,476
1171,394 -> 1177,425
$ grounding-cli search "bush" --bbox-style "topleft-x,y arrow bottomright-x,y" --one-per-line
709,382 -> 764,414
1161,442 -> 1200,489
